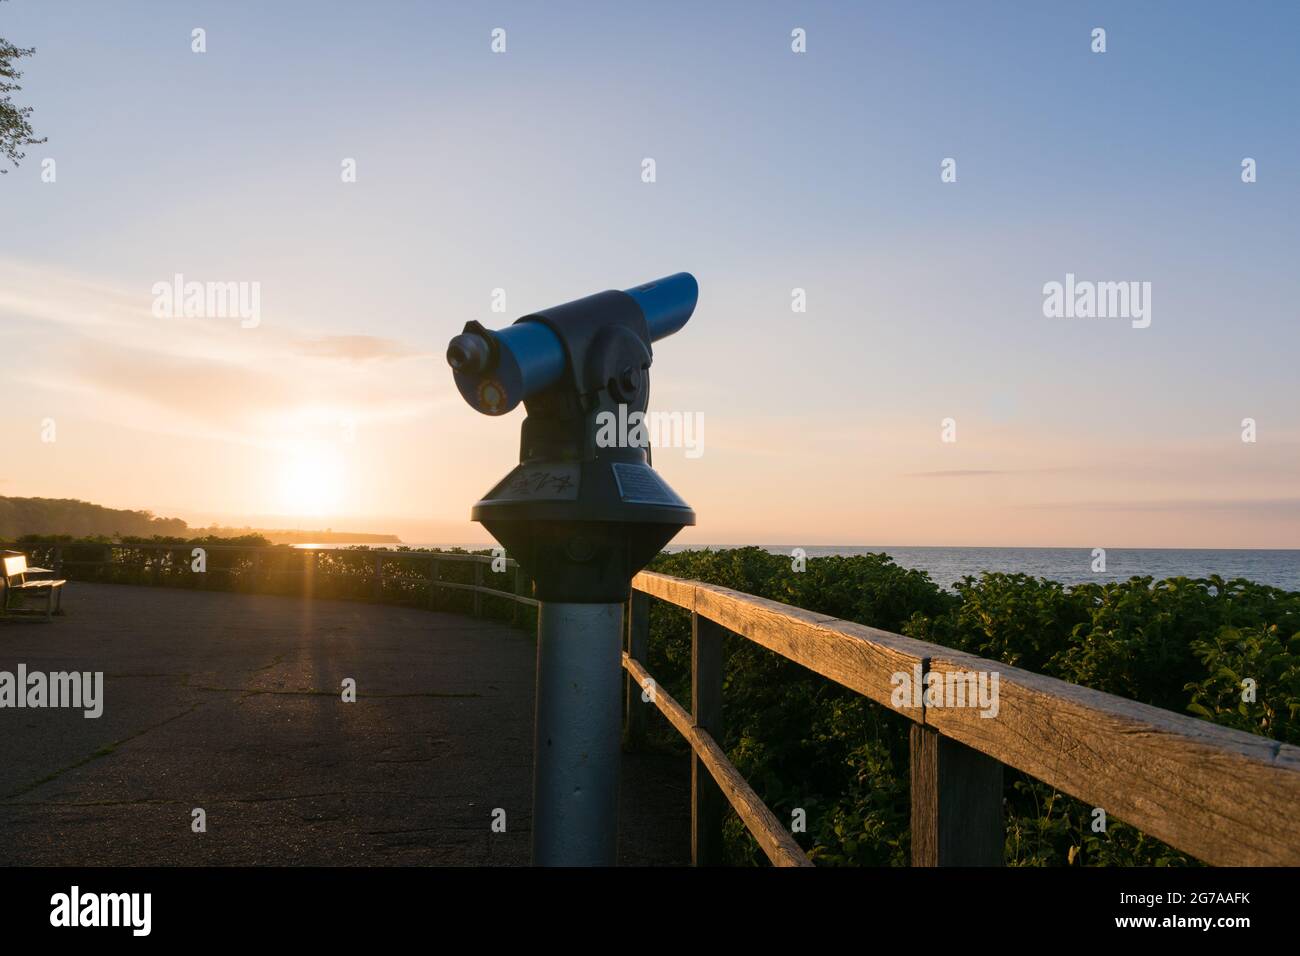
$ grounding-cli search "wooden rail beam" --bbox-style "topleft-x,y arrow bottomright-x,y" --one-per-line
622,653 -> 812,867
637,572 -> 933,713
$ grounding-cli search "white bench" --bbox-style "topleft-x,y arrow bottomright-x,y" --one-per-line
2,553 -> 66,618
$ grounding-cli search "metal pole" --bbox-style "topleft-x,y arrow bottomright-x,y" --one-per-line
532,600 -> 624,866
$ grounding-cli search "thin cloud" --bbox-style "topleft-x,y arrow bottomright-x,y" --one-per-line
292,334 -> 421,362
0,259 -> 440,444
1019,498 -> 1300,515
907,469 -> 1008,478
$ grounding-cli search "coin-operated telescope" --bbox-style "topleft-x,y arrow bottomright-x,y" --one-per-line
446,273 -> 697,866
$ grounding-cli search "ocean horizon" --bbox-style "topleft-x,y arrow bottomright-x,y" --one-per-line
295,543 -> 1300,592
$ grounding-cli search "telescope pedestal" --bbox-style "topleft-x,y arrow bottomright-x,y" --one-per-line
531,601 -> 624,866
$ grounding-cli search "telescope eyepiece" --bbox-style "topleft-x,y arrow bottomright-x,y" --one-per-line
447,332 -> 492,374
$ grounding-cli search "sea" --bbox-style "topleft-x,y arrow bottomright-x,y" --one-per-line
295,543 -> 1300,592
728,546 -> 1300,592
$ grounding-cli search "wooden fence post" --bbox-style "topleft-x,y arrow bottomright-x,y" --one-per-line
512,562 -> 528,625
909,724 -> 1004,866
53,545 -> 63,577
372,553 -> 384,601
428,558 -> 439,610
625,590 -> 650,751
692,611 -> 726,866
473,561 -> 483,617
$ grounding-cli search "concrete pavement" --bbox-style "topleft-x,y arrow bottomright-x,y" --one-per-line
0,582 -> 688,865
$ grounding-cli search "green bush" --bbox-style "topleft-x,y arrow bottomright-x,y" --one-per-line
1,536 -> 534,628
1185,622 -> 1300,740
644,549 -> 1300,866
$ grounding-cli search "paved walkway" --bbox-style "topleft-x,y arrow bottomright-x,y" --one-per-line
0,583 -> 688,865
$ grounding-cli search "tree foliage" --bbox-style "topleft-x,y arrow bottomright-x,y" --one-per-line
1,5 -> 45,173
0,497 -> 190,539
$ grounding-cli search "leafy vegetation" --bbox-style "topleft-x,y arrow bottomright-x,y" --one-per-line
2,535 -> 530,626
0,496 -> 399,543
0,497 -> 190,539
0,4 -> 45,173
641,548 -> 1299,866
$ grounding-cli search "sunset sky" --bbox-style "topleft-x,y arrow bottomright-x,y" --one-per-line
2,2 -> 1298,548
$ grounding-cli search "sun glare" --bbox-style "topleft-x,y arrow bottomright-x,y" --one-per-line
275,442 -> 345,517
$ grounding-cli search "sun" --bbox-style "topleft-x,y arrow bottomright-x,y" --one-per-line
275,441 -> 345,517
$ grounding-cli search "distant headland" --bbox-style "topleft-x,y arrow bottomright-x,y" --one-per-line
0,496 -> 401,545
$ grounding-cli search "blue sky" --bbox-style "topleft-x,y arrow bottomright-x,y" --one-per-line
2,1 -> 1297,546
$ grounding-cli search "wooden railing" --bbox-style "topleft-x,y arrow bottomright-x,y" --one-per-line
626,571 -> 1300,868
10,542 -> 1299,866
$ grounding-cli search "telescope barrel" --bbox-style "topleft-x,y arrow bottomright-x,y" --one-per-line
448,273 -> 697,415
624,272 -> 698,341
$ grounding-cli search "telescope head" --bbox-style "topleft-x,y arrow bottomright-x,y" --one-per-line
446,273 -> 698,604
447,273 -> 697,416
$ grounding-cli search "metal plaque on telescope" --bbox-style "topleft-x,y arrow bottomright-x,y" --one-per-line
611,463 -> 687,507
492,463 -> 581,500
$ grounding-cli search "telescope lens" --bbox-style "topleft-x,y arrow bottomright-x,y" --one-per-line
447,333 -> 491,373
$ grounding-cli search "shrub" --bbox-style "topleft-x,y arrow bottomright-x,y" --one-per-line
644,549 -> 1299,865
